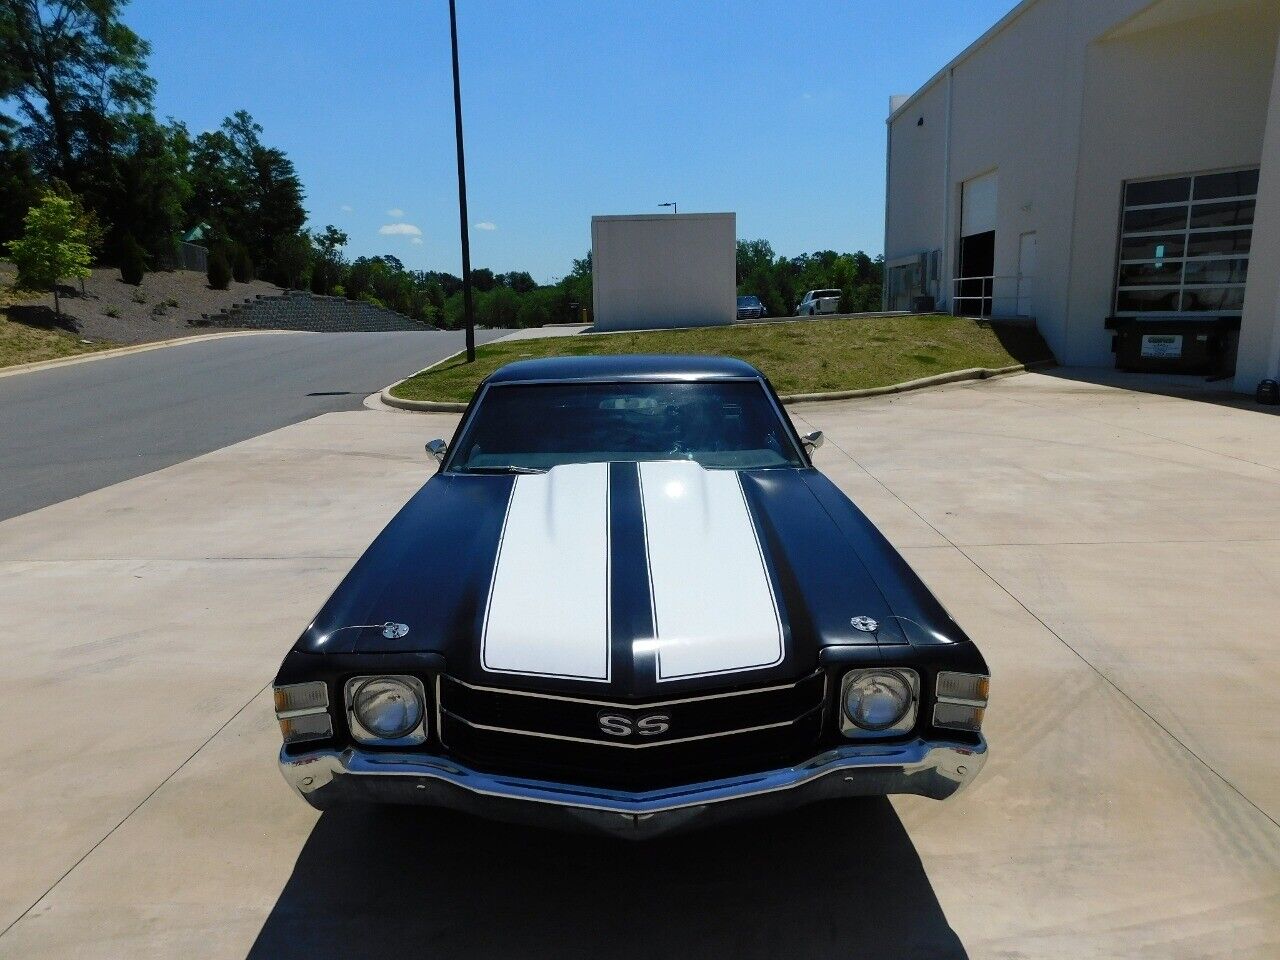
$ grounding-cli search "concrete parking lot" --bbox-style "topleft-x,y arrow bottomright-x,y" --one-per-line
1,370 -> 1278,958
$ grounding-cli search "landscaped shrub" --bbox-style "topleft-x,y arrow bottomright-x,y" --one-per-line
131,288 -> 147,304
207,249 -> 232,290
231,246 -> 255,283
119,233 -> 146,285
102,306 -> 121,317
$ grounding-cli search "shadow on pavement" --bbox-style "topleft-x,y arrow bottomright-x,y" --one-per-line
248,799 -> 967,960
1039,365 -> 1280,415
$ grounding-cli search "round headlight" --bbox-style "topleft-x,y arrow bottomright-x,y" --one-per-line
844,670 -> 913,731
352,677 -> 422,740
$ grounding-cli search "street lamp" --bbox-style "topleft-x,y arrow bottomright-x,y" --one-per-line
448,0 -> 475,362
659,202 -> 678,214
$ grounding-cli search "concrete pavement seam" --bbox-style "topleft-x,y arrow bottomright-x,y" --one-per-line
950,542 -> 1280,834
0,679 -> 274,941
811,417 -> 1280,834
994,390 -> 1280,475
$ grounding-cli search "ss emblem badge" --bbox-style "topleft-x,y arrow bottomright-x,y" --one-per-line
597,712 -> 671,738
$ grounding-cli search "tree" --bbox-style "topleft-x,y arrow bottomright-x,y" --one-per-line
0,0 -> 154,181
310,224 -> 347,295
735,239 -> 775,284
6,189 -> 92,318
231,244 -> 254,283
206,247 -> 231,289
499,270 -> 536,294
118,231 -> 145,284
272,232 -> 311,289
184,111 -> 305,269
0,119 -> 39,248
107,114 -> 190,261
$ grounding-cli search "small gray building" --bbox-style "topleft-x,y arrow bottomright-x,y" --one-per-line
591,213 -> 736,331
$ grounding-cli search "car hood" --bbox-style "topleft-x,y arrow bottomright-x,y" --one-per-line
298,461 -> 954,696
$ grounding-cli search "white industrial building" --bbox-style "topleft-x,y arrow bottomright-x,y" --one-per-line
591,213 -> 736,331
884,0 -> 1280,392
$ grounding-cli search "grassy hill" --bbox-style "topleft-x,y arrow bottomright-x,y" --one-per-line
390,314 -> 1054,403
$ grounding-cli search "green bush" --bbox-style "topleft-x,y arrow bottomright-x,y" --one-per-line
131,288 -> 147,304
119,233 -> 146,286
207,249 -> 232,290
102,306 -> 121,318
231,246 -> 254,283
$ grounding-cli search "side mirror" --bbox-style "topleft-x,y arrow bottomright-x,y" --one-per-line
801,430 -> 824,452
425,439 -> 448,463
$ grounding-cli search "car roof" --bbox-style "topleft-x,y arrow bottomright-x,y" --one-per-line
484,354 -> 765,385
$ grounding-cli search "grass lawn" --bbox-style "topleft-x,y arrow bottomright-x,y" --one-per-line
0,284 -> 113,369
390,314 -> 1054,403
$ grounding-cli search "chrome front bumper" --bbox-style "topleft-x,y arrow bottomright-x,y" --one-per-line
279,737 -> 987,839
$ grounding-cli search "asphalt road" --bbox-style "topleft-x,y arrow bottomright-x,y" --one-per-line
0,330 -> 503,521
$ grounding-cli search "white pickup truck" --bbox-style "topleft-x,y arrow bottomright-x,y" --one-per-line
795,289 -> 843,316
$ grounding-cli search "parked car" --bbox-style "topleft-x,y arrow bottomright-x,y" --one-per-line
736,294 -> 766,320
796,289 -> 843,316
273,355 -> 990,838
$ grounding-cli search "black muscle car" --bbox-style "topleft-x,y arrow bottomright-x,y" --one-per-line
273,355 -> 990,837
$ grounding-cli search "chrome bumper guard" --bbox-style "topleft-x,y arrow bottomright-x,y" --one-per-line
279,737 -> 987,839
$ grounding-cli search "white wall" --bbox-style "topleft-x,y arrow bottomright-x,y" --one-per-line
1235,30 -> 1280,391
591,214 -> 736,331
884,0 -> 1280,380
1068,2 -> 1280,365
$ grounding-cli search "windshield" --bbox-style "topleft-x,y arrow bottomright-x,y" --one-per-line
815,290 -> 842,299
737,296 -> 760,306
450,381 -> 804,472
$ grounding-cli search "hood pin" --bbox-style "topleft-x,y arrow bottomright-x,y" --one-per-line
850,616 -> 879,633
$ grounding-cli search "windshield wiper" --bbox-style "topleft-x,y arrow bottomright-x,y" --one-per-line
463,465 -> 547,475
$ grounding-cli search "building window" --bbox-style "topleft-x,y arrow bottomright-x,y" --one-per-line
1113,168 -> 1258,317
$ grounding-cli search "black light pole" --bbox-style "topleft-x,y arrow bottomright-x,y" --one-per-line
659,201 -> 678,214
449,0 -> 475,362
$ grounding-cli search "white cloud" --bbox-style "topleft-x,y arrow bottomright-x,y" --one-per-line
473,221 -> 497,231
409,237 -> 424,245
379,222 -> 423,236
386,207 -> 406,218
340,204 -> 353,212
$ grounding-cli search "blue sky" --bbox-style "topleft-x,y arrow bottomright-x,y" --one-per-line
127,0 -> 1018,283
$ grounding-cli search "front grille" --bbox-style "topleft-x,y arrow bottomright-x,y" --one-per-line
437,671 -> 827,790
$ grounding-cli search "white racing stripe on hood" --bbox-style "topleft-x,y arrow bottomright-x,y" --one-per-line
482,462 -> 611,681
638,460 -> 783,681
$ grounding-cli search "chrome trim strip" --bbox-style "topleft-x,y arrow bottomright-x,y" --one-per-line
441,708 -> 806,749
440,668 -> 823,709
279,735 -> 988,815
275,706 -> 329,720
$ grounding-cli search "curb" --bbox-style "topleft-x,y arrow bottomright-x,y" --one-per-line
779,360 -> 1056,403
380,358 -> 1057,412
0,328 -> 295,380
380,348 -> 471,412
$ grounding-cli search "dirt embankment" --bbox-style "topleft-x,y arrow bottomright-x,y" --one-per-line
1,262 -> 283,346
